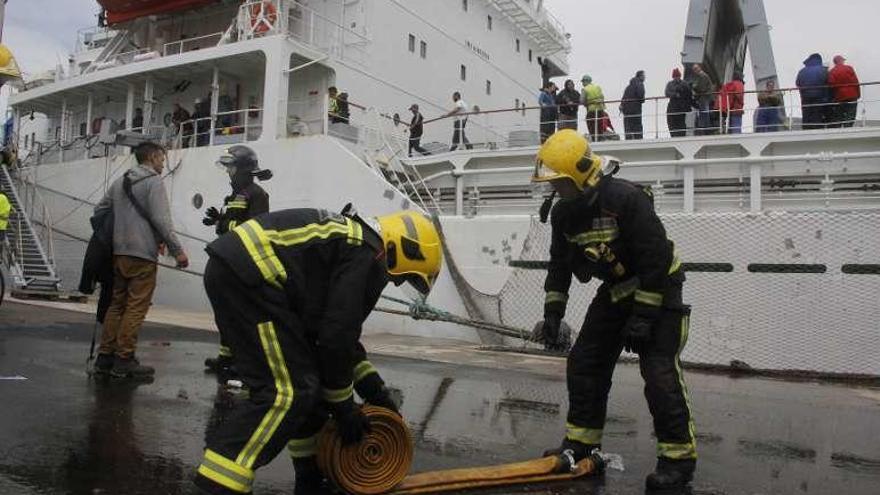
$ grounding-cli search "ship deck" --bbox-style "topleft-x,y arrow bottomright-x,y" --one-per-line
1,301 -> 879,495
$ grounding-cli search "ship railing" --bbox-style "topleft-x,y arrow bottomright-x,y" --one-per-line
177,108 -> 264,148
163,32 -> 226,57
75,26 -> 117,54
413,80 -> 880,150
287,0 -> 370,65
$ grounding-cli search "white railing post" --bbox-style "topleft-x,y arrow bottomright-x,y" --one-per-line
683,166 -> 695,213
654,98 -> 659,139
749,163 -> 762,212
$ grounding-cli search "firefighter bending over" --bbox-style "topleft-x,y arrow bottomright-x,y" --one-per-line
194,207 -> 442,495
202,145 -> 272,377
533,129 -> 696,490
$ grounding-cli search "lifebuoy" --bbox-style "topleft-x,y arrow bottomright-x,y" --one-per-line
250,1 -> 278,35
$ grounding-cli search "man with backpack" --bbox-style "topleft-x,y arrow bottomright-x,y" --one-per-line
92,142 -> 189,378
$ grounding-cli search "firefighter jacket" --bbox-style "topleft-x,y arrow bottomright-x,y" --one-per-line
206,208 -> 388,407
544,177 -> 681,321
215,182 -> 269,236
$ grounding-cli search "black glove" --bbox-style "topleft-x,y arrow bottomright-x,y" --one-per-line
366,386 -> 400,416
622,315 -> 653,354
533,314 -> 563,351
356,372 -> 401,416
202,206 -> 220,226
332,400 -> 371,446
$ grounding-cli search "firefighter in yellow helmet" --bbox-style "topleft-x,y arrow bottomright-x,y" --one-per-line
533,129 -> 696,490
195,206 -> 441,494
0,190 -> 11,247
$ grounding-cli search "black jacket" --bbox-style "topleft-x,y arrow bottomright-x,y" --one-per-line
557,88 -> 581,116
206,208 -> 388,395
409,112 -> 424,138
544,178 -> 681,321
215,182 -> 269,235
665,79 -> 693,113
621,77 -> 646,115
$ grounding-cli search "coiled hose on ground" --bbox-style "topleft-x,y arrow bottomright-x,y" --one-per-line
317,405 -> 604,495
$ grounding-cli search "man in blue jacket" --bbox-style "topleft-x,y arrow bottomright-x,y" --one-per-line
796,53 -> 831,130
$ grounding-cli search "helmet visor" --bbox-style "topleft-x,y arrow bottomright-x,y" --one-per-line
532,158 -> 565,183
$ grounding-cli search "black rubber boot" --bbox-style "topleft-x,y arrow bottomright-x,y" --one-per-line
110,356 -> 155,378
542,438 -> 599,463
646,457 -> 696,490
204,355 -> 233,373
93,353 -> 115,375
293,457 -> 329,495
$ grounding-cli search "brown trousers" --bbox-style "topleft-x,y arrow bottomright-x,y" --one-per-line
99,255 -> 158,358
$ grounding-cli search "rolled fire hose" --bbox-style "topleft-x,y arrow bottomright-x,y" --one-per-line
317,405 -> 414,494
318,406 -> 605,495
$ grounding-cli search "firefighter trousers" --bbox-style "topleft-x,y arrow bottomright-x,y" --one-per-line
565,286 -> 696,461
196,257 -> 321,494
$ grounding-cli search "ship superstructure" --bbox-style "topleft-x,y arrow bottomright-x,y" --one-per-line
3,0 -> 880,378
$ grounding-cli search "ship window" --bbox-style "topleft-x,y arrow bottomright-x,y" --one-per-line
522,102 -> 526,116
24,135 -> 28,148
486,80 -> 492,95
487,15 -> 492,31
408,34 -> 415,53
79,123 -> 87,136
460,64 -> 467,81
420,40 -> 427,58
462,0 -> 468,12
516,39 -> 520,53
31,133 -> 35,147
528,49 -> 533,62
515,98 -> 520,110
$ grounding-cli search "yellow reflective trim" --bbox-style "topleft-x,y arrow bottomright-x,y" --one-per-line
228,220 -> 238,230
610,277 -> 639,303
545,291 -> 569,305
657,312 -> 697,460
219,345 -> 233,357
668,254 -> 681,275
353,360 -> 378,383
348,218 -> 363,246
566,422 -> 603,445
236,322 -> 294,469
322,384 -> 354,403
634,289 -> 663,307
269,222 -> 351,247
287,436 -> 318,458
198,449 -> 254,493
565,228 -> 619,245
234,221 -> 287,289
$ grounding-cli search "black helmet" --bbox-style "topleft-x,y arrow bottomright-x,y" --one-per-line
217,145 -> 272,181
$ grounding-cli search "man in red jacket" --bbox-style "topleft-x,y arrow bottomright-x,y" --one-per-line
719,72 -> 745,134
828,55 -> 861,128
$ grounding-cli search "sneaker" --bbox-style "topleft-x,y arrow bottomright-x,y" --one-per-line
93,353 -> 115,375
111,356 -> 155,378
543,438 -> 599,463
645,457 -> 696,490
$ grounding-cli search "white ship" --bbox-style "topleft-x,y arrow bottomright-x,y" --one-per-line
3,0 -> 880,378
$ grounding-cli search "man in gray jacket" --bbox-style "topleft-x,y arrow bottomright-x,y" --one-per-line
93,142 -> 189,378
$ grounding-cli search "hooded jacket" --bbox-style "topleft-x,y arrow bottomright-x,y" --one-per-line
621,77 -> 646,115
94,163 -> 183,262
665,78 -> 693,113
796,54 -> 830,102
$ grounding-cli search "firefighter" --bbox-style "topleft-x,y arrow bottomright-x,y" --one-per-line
533,129 -> 696,490
202,145 -> 272,376
194,207 -> 442,495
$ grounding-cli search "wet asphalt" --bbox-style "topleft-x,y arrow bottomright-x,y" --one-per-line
1,302 -> 880,495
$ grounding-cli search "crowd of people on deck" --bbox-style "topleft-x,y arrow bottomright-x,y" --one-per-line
535,53 -> 863,142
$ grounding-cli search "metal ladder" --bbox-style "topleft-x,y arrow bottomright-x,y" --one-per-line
487,0 -> 561,53
0,166 -> 62,293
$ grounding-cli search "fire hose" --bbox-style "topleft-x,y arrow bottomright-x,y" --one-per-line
317,406 -> 605,495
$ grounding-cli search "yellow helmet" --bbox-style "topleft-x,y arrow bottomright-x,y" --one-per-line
0,45 -> 12,68
375,211 -> 443,295
532,129 -> 603,191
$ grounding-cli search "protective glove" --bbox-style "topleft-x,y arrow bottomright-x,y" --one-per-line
622,315 -> 653,354
332,400 -> 372,446
202,206 -> 220,226
366,386 -> 400,416
536,314 -> 562,351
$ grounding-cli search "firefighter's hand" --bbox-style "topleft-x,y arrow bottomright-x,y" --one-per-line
175,252 -> 190,269
534,315 -> 562,351
366,387 -> 400,416
622,315 -> 653,354
334,403 -> 372,446
202,206 -> 220,226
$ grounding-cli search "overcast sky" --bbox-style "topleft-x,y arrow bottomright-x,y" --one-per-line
2,0 -> 878,119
